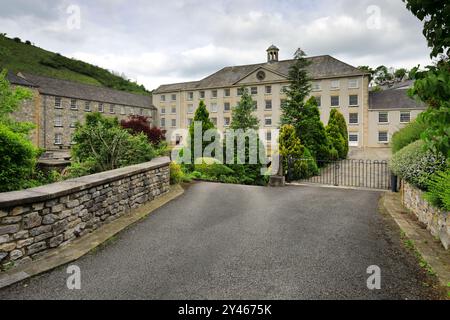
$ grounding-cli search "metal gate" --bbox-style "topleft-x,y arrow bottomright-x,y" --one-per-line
286,158 -> 392,190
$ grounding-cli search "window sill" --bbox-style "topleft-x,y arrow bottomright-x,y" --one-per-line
349,123 -> 359,126
400,121 -> 411,124
54,125 -> 63,128
378,122 -> 389,125
330,106 -> 340,108
349,105 -> 359,108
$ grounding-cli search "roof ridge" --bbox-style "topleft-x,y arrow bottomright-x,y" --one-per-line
21,72 -> 150,97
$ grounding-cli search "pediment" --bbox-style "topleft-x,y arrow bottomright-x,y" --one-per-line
234,66 -> 287,85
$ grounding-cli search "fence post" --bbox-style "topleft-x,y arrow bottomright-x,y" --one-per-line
333,162 -> 339,186
391,174 -> 398,192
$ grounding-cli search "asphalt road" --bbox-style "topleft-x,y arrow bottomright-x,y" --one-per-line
0,182 -> 439,299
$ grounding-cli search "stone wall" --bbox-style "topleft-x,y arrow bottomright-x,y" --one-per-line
402,181 -> 449,250
0,157 -> 170,270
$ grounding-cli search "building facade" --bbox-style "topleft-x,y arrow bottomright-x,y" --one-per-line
8,73 -> 156,153
153,46 -> 425,151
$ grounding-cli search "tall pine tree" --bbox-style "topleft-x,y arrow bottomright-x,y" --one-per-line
230,87 -> 259,130
281,49 -> 331,161
326,109 -> 348,159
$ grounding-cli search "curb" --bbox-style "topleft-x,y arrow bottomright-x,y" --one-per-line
0,184 -> 185,290
379,192 -> 450,293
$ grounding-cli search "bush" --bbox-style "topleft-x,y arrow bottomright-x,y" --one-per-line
279,124 -> 319,180
120,115 -> 165,145
424,169 -> 450,211
390,140 -> 446,190
391,119 -> 427,154
170,162 -> 183,185
72,113 -> 155,173
0,123 -> 38,192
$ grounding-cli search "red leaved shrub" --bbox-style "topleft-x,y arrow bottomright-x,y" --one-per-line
120,115 -> 165,145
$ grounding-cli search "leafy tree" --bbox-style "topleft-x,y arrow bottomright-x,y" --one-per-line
230,87 -> 259,130
404,0 -> 450,58
394,68 -> 408,81
71,112 -> 155,173
358,65 -> 375,83
404,0 -> 450,157
0,69 -> 34,134
0,70 -> 40,191
326,109 -> 349,159
187,100 -> 218,162
279,124 -> 318,180
120,115 -> 165,145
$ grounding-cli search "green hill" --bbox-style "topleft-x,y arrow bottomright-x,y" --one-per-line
0,34 -> 150,95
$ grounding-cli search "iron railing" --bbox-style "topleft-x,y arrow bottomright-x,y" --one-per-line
287,158 -> 392,190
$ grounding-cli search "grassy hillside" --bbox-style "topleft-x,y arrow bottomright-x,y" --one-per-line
0,35 -> 150,95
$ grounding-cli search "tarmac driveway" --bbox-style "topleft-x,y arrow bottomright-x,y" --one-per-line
0,182 -> 439,299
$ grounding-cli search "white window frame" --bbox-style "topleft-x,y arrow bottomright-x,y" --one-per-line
348,79 -> 359,89
160,118 -> 166,128
160,95 -> 166,102
210,103 -> 218,113
171,119 -> 177,128
187,104 -> 194,114
211,90 -> 218,99
55,97 -> 62,109
378,112 -> 389,123
171,106 -> 177,115
98,103 -> 104,113
349,95 -> 359,107
224,117 -> 231,127
312,82 -> 321,91
315,96 -> 321,107
265,86 -> 272,94
349,133 -> 359,147
187,92 -> 194,101
349,113 -> 359,125
160,107 -> 166,115
171,94 -> 177,101
70,99 -> 77,110
84,101 -> 91,112
110,104 -> 115,114
331,96 -> 340,107
331,80 -> 340,90
224,88 -> 231,97
264,117 -> 272,127
70,116 -> 77,128
200,91 -> 205,99
400,111 -> 411,123
54,133 -> 63,145
54,115 -> 63,127
120,106 -> 126,115
251,87 -> 258,95
378,131 -> 389,143
265,100 -> 272,110
224,102 -> 231,112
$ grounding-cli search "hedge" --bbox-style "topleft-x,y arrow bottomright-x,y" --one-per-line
390,140 -> 446,190
391,119 -> 427,154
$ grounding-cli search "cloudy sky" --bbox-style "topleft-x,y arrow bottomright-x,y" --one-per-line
0,0 -> 431,90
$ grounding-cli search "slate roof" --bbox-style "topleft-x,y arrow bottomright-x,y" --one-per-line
16,73 -> 155,109
154,55 -> 368,93
369,88 -> 426,110
6,71 -> 37,87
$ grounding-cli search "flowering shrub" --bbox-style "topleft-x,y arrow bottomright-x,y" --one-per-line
390,140 -> 446,190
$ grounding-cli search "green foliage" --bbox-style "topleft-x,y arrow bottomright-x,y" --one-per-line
170,162 -> 184,185
281,48 -> 311,126
70,112 -> 155,175
390,140 -> 446,190
186,100 -> 218,162
404,0 -> 450,158
326,109 -> 348,159
0,35 -> 149,94
63,159 -> 97,179
276,51 -> 331,160
0,123 -> 38,192
296,97 -> 332,161
408,63 -> 450,158
391,118 -> 427,153
404,0 -> 450,58
279,124 -> 319,180
230,87 -> 259,130
424,169 -> 450,211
